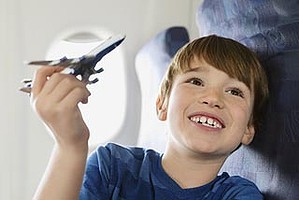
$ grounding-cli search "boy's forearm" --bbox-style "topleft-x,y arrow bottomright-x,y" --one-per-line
33,144 -> 88,200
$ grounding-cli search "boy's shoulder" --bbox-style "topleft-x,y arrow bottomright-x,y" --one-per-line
217,172 -> 257,186
94,142 -> 160,161
212,172 -> 263,199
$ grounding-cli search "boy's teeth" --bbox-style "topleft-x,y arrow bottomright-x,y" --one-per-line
190,116 -> 223,128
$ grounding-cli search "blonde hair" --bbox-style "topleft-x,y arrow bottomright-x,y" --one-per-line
159,35 -> 269,128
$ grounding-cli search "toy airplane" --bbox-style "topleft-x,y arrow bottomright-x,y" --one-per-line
19,34 -> 125,93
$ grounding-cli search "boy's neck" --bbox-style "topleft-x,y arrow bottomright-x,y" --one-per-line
161,144 -> 226,189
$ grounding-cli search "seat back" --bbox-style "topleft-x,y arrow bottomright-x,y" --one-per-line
135,26 -> 189,152
197,1 -> 299,199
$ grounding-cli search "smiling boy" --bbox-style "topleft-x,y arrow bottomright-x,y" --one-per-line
154,35 -> 268,199
32,35 -> 268,199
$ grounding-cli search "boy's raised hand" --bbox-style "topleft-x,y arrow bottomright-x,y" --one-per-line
30,66 -> 91,149
31,66 -> 92,199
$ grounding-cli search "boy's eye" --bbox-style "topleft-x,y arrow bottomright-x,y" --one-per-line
188,78 -> 204,86
227,88 -> 244,98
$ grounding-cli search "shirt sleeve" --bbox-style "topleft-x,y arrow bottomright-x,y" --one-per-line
79,146 -> 111,200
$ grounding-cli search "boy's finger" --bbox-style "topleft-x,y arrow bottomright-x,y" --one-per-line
31,66 -> 64,96
60,86 -> 91,108
43,74 -> 87,103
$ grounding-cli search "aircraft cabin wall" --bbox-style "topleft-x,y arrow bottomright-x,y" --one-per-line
1,0 -> 203,199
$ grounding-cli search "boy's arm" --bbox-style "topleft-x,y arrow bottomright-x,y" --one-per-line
33,145 -> 88,200
31,66 -> 91,199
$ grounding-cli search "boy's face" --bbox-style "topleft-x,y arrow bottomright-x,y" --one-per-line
157,57 -> 255,158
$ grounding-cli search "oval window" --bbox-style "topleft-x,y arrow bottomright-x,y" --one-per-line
46,28 -> 127,147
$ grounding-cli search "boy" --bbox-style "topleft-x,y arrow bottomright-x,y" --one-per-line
31,35 -> 268,199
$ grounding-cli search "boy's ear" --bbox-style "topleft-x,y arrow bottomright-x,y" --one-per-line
156,95 -> 167,121
241,124 -> 255,145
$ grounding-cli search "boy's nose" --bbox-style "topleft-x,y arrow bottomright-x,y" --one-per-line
200,89 -> 224,109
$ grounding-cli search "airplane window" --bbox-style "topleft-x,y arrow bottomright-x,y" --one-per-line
46,30 -> 126,147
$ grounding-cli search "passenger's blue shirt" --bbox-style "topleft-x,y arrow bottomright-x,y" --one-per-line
80,143 -> 263,199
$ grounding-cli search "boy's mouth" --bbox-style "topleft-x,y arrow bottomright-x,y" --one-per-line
189,115 -> 225,129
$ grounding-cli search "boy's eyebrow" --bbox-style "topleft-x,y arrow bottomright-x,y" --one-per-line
184,66 -> 205,73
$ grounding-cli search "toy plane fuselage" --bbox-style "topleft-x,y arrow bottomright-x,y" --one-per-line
20,34 -> 125,93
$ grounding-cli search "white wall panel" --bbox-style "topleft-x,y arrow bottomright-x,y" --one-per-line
1,0 -> 203,199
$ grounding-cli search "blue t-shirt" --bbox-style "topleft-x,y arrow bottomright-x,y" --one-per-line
80,143 -> 263,200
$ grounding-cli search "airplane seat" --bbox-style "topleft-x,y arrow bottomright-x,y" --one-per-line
135,1 -> 299,199
197,1 -> 299,199
135,26 -> 190,152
